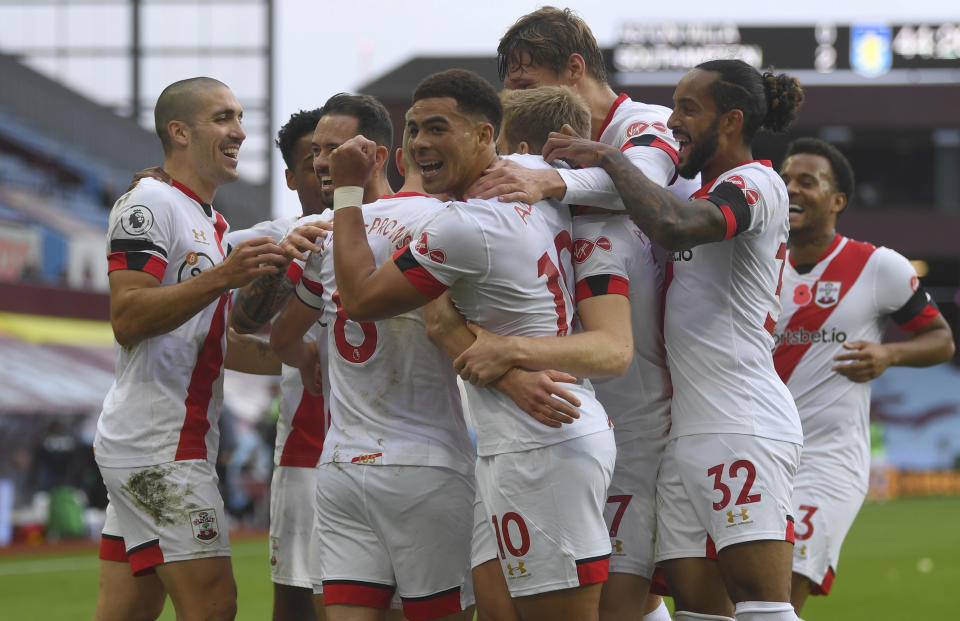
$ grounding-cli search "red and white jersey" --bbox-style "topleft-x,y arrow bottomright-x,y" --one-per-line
558,93 -> 699,204
96,178 -> 230,467
296,193 -> 475,475
572,214 -> 671,440
394,195 -> 612,456
664,161 -> 801,444
774,235 -> 940,490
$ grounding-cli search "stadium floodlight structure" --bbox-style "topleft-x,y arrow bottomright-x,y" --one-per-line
0,0 -> 275,186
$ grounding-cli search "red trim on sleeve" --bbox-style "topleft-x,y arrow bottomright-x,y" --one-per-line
107,252 -> 167,280
898,304 -> 939,332
142,255 -> 167,280
107,252 -> 128,273
575,555 -> 610,585
99,534 -> 128,562
300,277 -> 324,298
393,246 -> 448,299
621,136 -> 679,167
323,581 -> 395,609
773,239 -> 875,383
278,388 -> 326,467
598,93 -> 630,138
286,261 -> 304,284
128,540 -> 164,576
574,274 -> 630,302
785,515 -> 796,544
717,203 -> 738,240
175,293 -> 229,461
811,566 -> 836,595
401,588 -> 463,621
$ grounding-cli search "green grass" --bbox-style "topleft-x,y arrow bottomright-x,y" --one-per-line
0,497 -> 957,619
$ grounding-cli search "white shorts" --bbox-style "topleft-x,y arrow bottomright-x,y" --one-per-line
791,466 -> 866,595
316,463 -> 476,620
99,460 -> 230,575
269,465 -> 322,588
656,434 -> 800,562
476,429 -> 616,597
604,431 -> 668,578
471,489 -> 500,569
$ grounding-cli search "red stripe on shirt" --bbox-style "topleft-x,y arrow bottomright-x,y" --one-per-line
176,293 -> 229,461
598,93 -> 630,138
279,388 -> 326,467
286,262 -> 304,284
899,303 -> 939,332
773,238 -> 875,383
393,246 -> 448,299
213,212 -> 228,258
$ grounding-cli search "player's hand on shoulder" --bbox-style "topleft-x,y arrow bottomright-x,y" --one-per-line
542,124 -> 615,169
454,323 -> 517,386
467,158 -> 565,204
493,368 -> 581,428
281,223 -> 327,261
330,135 -> 378,188
832,340 -> 892,383
217,235 -> 286,288
126,166 -> 171,192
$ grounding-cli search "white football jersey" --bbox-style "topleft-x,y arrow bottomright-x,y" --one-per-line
664,161 -> 801,444
96,178 -> 231,467
572,214 -> 671,439
559,93 -> 700,205
296,193 -> 475,475
395,195 -> 613,456
774,235 -> 940,490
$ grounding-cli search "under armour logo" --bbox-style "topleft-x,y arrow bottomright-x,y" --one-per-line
613,539 -> 623,553
507,561 -> 526,576
727,507 -> 750,523
192,229 -> 207,242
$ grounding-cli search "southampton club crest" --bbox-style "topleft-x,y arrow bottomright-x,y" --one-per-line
119,204 -> 155,236
190,509 -> 220,544
814,280 -> 841,308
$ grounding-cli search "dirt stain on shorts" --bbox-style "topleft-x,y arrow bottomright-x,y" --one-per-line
121,466 -> 196,527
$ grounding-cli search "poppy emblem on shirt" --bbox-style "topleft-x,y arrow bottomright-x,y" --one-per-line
814,280 -> 841,308
415,232 -> 445,264
793,283 -> 812,306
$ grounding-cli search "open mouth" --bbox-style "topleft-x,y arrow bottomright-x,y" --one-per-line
418,160 -> 443,179
221,145 -> 240,161
674,134 -> 690,158
789,204 -> 804,214
320,176 -> 333,190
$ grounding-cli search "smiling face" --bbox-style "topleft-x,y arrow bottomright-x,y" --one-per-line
311,114 -> 360,208
406,97 -> 494,199
668,69 -> 725,180
185,85 -> 245,186
285,133 -> 325,215
780,152 -> 845,236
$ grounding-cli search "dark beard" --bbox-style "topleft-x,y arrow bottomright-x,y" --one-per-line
678,122 -> 719,179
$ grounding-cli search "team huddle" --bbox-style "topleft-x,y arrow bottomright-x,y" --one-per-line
91,7 -> 955,621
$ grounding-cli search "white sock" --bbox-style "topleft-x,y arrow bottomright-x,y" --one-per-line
644,600 -> 673,621
733,601 -> 799,621
674,612 -> 734,621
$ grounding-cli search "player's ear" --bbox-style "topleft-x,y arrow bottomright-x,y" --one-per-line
721,109 -> 744,138
374,144 -> 390,169
566,53 -> 586,84
831,191 -> 847,215
477,122 -> 495,147
284,168 -> 296,191
518,141 -> 530,155
168,120 -> 189,148
395,147 -> 406,177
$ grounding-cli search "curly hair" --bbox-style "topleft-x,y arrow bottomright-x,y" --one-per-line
412,69 -> 502,137
785,136 -> 855,206
275,108 -> 322,170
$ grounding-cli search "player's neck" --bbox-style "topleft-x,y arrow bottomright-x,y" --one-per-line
789,227 -> 839,265
163,160 -> 218,204
584,82 -> 619,141
364,172 -> 393,204
702,145 -> 754,186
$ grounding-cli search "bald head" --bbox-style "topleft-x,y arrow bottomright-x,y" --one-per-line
154,77 -> 229,154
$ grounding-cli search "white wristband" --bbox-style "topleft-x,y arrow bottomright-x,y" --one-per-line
333,186 -> 364,211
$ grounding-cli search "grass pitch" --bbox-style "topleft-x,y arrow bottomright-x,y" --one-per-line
0,497 -> 956,619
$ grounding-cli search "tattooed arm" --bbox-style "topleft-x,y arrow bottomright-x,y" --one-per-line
230,271 -> 296,334
224,328 -> 281,375
542,127 -> 726,251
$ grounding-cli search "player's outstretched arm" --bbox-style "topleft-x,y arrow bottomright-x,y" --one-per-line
833,315 -> 955,383
110,236 -> 285,347
543,125 -> 726,250
224,328 -> 281,375
467,159 -> 566,204
424,294 -> 580,427
330,136 -> 432,321
454,294 -> 633,386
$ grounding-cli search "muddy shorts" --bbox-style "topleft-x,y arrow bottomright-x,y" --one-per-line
99,460 -> 231,575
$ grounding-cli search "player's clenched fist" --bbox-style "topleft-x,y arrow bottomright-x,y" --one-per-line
217,235 -> 286,288
330,135 -> 378,188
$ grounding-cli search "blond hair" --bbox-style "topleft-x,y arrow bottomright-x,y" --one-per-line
499,86 -> 590,155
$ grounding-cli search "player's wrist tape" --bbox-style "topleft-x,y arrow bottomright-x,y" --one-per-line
333,186 -> 363,211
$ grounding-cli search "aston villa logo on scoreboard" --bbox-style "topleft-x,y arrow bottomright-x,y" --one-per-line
851,24 -> 893,78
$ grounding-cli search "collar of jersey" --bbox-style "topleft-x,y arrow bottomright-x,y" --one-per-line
598,93 -> 630,138
788,233 -> 843,269
172,180 -> 213,217
381,192 -> 431,199
694,159 -> 774,196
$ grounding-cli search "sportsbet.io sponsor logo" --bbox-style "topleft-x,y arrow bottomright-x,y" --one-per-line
178,251 -> 216,282
774,326 -> 848,347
